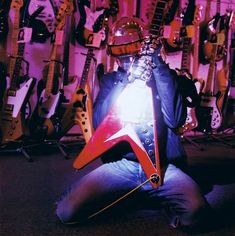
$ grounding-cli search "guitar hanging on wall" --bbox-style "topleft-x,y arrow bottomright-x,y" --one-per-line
75,0 -> 119,46
163,0 -> 186,53
27,0 -> 56,43
199,0 -> 226,64
30,0 -> 74,140
73,0 -> 174,189
179,3 -> 204,133
60,0 -> 119,143
0,1 -> 43,144
196,26 -> 224,132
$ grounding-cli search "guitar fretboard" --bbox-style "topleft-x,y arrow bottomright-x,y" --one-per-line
80,48 -> 94,89
181,36 -> 192,71
205,43 -> 218,94
149,0 -> 168,37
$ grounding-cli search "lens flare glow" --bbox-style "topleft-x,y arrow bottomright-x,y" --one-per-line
115,80 -> 154,123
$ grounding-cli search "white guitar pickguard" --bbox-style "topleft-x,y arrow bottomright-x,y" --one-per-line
38,90 -> 60,118
6,78 -> 34,118
200,95 -> 222,129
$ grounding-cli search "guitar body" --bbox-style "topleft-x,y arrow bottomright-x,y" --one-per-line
0,77 -> 36,143
182,79 -> 204,133
30,77 -> 63,139
27,0 -> 55,42
164,16 -> 183,52
196,92 -> 222,132
38,90 -> 61,118
73,82 -> 161,189
75,2 -> 106,46
202,39 -> 226,63
60,84 -> 93,142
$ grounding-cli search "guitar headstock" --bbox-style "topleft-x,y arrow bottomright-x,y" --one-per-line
10,0 -> 23,10
193,4 -> 203,26
56,0 -> 74,30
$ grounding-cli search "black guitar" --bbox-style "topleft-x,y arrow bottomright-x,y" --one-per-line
75,0 -> 119,46
26,0 -> 56,43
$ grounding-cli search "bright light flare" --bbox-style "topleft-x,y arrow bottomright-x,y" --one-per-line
115,80 -> 154,123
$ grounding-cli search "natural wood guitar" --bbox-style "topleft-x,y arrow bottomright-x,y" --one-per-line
30,0 -> 74,139
0,0 -> 37,144
60,0 -> 119,143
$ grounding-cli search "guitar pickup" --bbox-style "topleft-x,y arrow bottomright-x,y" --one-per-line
7,89 -> 16,97
4,104 -> 14,112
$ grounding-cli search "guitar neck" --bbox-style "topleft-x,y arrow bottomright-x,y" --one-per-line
8,7 -> 21,80
204,0 -> 211,22
216,0 -> 220,15
79,48 -> 94,89
149,0 -> 169,37
9,9 -> 26,89
192,23 -> 200,78
205,44 -> 218,94
230,32 -> 235,87
45,44 -> 59,96
181,36 -> 192,71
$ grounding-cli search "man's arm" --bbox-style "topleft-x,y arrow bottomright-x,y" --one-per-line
152,48 -> 187,129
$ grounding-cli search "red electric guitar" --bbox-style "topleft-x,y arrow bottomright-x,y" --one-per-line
73,0 -> 174,189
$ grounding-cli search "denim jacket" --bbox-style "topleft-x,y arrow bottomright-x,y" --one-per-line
93,51 -> 187,167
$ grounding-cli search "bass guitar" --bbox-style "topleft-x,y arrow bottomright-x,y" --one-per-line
30,0 -> 74,140
196,29 -> 223,132
0,0 -> 39,144
180,3 -> 204,133
73,0 -> 174,189
60,0 -> 119,143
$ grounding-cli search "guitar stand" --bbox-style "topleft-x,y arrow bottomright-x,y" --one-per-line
0,140 -> 33,162
42,139 -> 69,159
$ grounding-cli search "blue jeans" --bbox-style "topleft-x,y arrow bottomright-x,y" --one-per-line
56,159 -> 210,228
